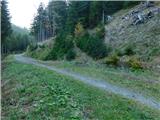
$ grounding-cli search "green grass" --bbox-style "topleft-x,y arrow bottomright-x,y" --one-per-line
2,56 -> 160,119
40,60 -> 160,101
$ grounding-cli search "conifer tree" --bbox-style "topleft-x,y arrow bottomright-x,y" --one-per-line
1,0 -> 12,44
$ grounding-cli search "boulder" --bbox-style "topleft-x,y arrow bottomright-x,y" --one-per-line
132,13 -> 145,25
146,11 -> 154,19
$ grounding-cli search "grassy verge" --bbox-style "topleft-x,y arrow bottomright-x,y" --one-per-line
1,56 -> 160,119
40,60 -> 160,101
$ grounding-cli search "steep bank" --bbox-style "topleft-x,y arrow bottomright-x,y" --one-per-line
105,2 -> 160,70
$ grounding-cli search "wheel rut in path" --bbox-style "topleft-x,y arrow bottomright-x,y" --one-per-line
15,54 -> 160,110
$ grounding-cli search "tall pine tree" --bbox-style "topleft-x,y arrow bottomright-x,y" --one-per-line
1,0 -> 12,44
31,3 -> 49,42
47,1 -> 67,33
1,0 -> 12,54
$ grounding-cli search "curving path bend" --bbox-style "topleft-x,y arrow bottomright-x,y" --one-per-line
15,54 -> 160,110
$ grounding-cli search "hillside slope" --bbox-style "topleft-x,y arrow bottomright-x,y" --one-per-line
105,3 -> 160,69
26,2 -> 160,71
12,24 -> 29,35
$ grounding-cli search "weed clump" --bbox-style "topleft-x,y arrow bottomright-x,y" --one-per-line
26,43 -> 51,60
105,54 -> 119,66
105,53 -> 143,69
127,56 -> 143,69
76,33 -> 107,59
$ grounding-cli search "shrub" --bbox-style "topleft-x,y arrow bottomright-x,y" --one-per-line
46,34 -> 75,60
27,43 -> 38,51
124,45 -> 135,56
26,44 -> 37,57
123,1 -> 140,9
38,44 -> 45,49
74,22 -> 85,38
76,32 -> 107,59
127,57 -> 143,69
95,24 -> 105,39
38,48 -> 51,60
105,54 -> 119,66
115,49 -> 124,56
66,49 -> 76,60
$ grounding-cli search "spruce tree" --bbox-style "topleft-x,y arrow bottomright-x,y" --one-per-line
1,0 -> 12,44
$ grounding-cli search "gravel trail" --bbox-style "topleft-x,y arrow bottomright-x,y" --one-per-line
15,54 -> 160,110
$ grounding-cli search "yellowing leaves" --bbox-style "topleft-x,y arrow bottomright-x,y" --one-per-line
74,22 -> 85,37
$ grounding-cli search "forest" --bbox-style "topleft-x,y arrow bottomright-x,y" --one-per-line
1,0 -> 33,55
28,1 -> 139,60
1,0 -> 160,119
30,1 -> 139,41
1,0 -> 139,55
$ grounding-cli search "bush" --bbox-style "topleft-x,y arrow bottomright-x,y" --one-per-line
74,23 -> 85,38
105,54 -> 119,66
95,24 -> 105,39
66,49 -> 76,60
76,32 -> 107,59
46,34 -> 76,60
38,44 -> 45,49
26,44 -> 51,60
123,1 -> 140,9
124,45 -> 135,56
26,44 -> 37,57
27,43 -> 38,51
127,57 -> 143,69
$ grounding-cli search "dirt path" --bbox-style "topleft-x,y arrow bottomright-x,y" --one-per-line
15,54 -> 160,110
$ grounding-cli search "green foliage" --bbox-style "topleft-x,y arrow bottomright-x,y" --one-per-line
4,33 -> 31,53
31,1 -> 137,37
31,1 -> 67,41
2,61 -> 83,119
1,22 -> 33,55
148,47 -> 160,56
105,54 -> 119,66
47,34 -> 75,60
75,31 -> 107,59
123,1 -> 140,9
1,0 -> 12,55
48,1 -> 67,33
33,81 -> 82,119
27,44 -> 38,52
88,1 -> 103,28
95,24 -> 105,39
2,58 -> 160,119
127,57 -> 143,70
1,0 -> 12,44
123,45 -> 135,56
105,52 -> 142,69
74,22 -> 85,38
66,1 -> 90,33
117,45 -> 135,56
26,43 -> 52,60
12,24 -> 29,35
66,49 -> 76,61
